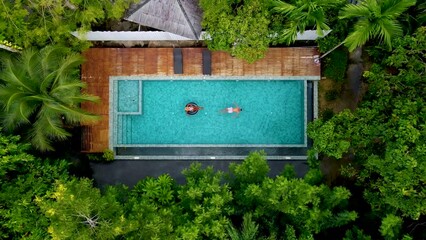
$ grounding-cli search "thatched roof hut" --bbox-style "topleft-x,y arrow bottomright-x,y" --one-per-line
125,0 -> 203,40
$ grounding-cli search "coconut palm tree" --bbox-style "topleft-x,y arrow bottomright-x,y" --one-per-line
0,46 -> 99,151
271,0 -> 344,45
339,0 -> 417,51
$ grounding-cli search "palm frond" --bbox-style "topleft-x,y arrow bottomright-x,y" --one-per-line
344,18 -> 376,51
0,103 -> 32,131
339,2 -> 372,19
62,108 -> 100,125
35,107 -> 71,140
321,0 -> 346,8
0,58 -> 34,92
281,24 -> 299,45
40,46 -> 67,74
382,0 -> 416,18
309,9 -> 330,34
272,0 -> 296,16
40,70 -> 59,93
50,81 -> 86,96
67,95 -> 100,104
376,19 -> 403,49
5,92 -> 28,112
28,126 -> 55,152
21,48 -> 42,82
18,100 -> 38,124
364,0 -> 381,14
52,53 -> 85,87
44,101 -> 99,125
28,94 -> 54,103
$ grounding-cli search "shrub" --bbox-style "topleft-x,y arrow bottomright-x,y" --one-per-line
102,149 -> 115,162
86,149 -> 115,162
323,49 -> 348,83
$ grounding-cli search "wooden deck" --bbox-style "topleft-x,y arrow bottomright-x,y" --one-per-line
81,47 -> 320,153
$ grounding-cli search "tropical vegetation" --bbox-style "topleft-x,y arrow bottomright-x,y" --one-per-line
271,0 -> 345,45
0,0 -> 425,239
308,26 -> 426,239
339,0 -> 417,51
0,0 -> 137,50
0,46 -> 99,151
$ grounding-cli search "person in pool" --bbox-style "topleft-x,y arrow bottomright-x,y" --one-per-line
185,103 -> 203,114
221,103 -> 242,117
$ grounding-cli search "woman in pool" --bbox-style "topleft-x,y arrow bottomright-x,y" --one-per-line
185,102 -> 203,115
221,103 -> 242,117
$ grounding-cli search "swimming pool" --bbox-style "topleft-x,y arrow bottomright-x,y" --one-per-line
110,77 -> 307,148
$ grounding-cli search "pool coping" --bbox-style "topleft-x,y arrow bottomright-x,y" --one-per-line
109,76 -> 318,159
110,75 -> 320,81
114,155 -> 308,160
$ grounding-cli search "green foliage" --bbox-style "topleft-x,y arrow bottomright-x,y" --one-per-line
177,163 -> 234,239
87,153 -> 102,162
229,152 -> 356,238
343,227 -> 372,240
308,113 -> 352,159
339,0 -> 417,51
323,49 -> 348,83
126,174 -> 179,239
0,0 -> 137,49
1,145 -> 360,239
308,27 -> 426,237
0,131 -> 32,176
380,214 -> 403,240
317,35 -> 342,53
87,150 -> 114,162
227,213 -> 260,240
39,178 -> 132,240
303,168 -> 324,185
102,149 -> 115,162
0,45 -> 99,151
280,164 -> 296,179
271,0 -> 345,45
0,132 -> 70,239
230,151 -> 270,185
200,0 -> 271,63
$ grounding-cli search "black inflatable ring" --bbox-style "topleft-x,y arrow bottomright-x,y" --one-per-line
185,102 -> 198,115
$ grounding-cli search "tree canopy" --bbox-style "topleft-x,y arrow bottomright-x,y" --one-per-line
0,0 -> 136,49
339,0 -> 417,51
200,0 -> 272,63
0,45 -> 99,151
308,26 -> 426,239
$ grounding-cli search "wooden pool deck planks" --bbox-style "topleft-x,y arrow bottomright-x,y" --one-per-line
81,47 -> 320,153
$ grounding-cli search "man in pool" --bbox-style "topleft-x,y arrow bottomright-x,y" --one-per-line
221,103 -> 242,117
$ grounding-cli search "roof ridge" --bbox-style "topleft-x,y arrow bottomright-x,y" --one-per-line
176,0 -> 199,39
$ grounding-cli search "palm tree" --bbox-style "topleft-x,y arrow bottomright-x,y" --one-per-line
0,46 -> 99,151
339,0 -> 417,51
271,0 -> 344,45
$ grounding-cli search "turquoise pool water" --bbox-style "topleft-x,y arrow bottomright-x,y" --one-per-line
114,79 -> 305,145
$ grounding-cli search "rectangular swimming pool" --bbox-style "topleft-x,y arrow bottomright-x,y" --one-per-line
111,77 -> 307,148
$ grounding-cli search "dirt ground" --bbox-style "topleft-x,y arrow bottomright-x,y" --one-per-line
319,77 -> 355,113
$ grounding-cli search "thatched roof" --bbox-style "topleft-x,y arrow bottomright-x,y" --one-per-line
124,0 -> 203,40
